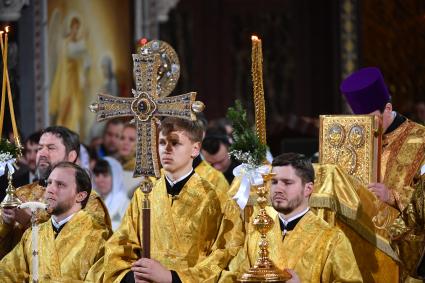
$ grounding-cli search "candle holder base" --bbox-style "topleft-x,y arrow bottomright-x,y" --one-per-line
238,259 -> 291,282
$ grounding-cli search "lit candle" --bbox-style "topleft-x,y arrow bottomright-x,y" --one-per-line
5,27 -> 11,103
0,30 -> 6,137
251,35 -> 267,145
2,27 -> 19,142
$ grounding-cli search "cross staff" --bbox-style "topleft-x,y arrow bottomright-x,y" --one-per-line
90,42 -> 204,258
90,52 -> 203,178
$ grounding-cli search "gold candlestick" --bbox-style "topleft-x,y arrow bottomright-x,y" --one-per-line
238,172 -> 291,282
1,169 -> 21,208
0,26 -> 21,208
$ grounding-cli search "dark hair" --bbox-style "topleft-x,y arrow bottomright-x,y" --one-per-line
195,113 -> 208,132
25,130 -> 41,145
70,17 -> 81,27
42,126 -> 80,161
202,126 -> 230,155
123,122 -> 136,131
104,118 -> 125,134
50,161 -> 92,208
159,117 -> 203,142
86,145 -> 99,164
24,131 -> 42,153
272,152 -> 314,184
209,118 -> 233,131
93,159 -> 111,176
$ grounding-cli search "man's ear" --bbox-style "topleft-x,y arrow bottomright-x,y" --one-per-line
67,150 -> 78,163
304,182 -> 314,197
76,191 -> 88,204
191,141 -> 201,158
384,102 -> 392,113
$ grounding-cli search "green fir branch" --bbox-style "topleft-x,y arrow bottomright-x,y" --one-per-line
0,138 -> 19,162
226,100 -> 267,166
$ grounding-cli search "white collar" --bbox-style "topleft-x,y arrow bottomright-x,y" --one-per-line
278,207 -> 309,226
29,171 -> 36,183
165,169 -> 193,187
51,213 -> 75,229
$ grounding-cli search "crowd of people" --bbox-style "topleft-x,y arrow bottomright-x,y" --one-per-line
0,66 -> 423,282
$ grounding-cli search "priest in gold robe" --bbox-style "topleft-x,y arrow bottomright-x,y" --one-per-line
340,67 -> 425,281
99,117 -> 243,282
220,153 -> 362,283
0,126 -> 111,259
0,162 -> 110,282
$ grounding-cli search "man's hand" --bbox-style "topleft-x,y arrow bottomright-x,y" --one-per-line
2,207 -> 31,227
368,182 -> 393,205
15,207 -> 31,227
285,269 -> 300,283
2,208 -> 16,225
131,258 -> 172,283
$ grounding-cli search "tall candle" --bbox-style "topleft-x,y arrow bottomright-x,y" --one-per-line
3,27 -> 19,143
251,35 -> 267,145
0,30 -> 6,137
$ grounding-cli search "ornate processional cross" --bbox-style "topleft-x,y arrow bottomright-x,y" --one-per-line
90,41 -> 204,259
90,43 -> 204,178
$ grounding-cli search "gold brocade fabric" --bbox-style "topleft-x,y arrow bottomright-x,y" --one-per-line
0,182 -> 112,259
120,154 -> 136,172
194,160 -> 245,263
389,174 -> 425,280
311,164 -> 401,282
381,119 -> 425,212
381,119 -> 425,280
0,210 -> 110,282
333,213 -> 399,283
102,173 -> 244,282
195,160 -> 230,204
311,164 -> 400,260
220,210 -> 362,283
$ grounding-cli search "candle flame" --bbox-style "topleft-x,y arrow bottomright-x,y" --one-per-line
5,26 -> 9,33
0,31 -> 3,35
251,35 -> 259,41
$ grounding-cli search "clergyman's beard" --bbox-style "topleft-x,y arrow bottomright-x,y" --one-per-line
36,163 -> 52,181
272,192 -> 304,215
50,202 -> 72,216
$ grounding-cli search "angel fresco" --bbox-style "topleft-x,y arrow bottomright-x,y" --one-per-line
48,11 -> 91,134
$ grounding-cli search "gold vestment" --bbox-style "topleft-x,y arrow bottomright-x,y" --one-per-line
194,160 -> 245,262
383,119 -> 425,279
102,173 -> 243,282
0,182 -> 112,259
312,164 -> 400,282
220,210 -> 362,283
312,118 -> 425,281
0,210 -> 110,282
195,160 -> 230,203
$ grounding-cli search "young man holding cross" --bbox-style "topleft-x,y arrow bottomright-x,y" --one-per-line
101,117 -> 243,282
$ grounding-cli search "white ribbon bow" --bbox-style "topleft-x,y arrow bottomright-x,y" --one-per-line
0,158 -> 15,177
232,164 -> 270,209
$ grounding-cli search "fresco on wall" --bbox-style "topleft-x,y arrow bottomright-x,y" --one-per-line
47,0 -> 132,141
